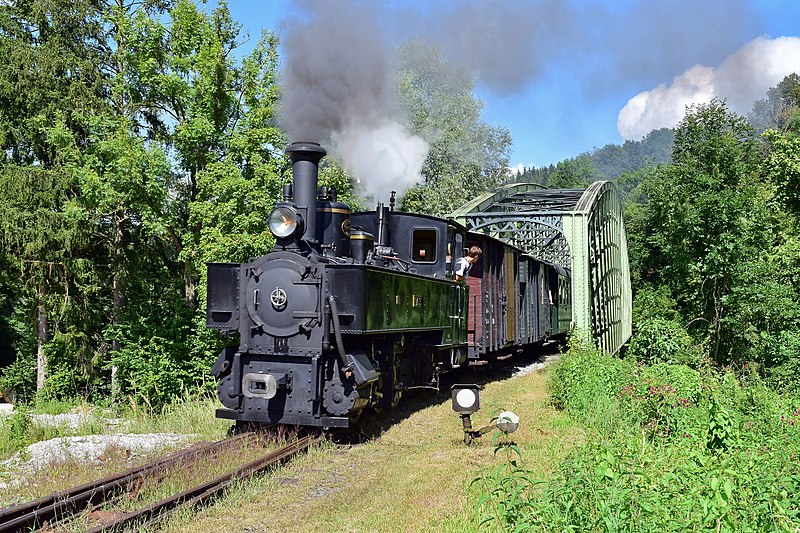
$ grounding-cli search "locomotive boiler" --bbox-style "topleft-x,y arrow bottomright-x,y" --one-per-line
206,142 -> 571,429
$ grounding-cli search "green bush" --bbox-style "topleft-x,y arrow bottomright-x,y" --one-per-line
631,285 -> 682,323
616,363 -> 706,441
758,330 -> 800,396
478,349 -> 800,532
0,410 -> 32,457
0,352 -> 36,404
627,317 -> 703,367
549,336 -> 635,431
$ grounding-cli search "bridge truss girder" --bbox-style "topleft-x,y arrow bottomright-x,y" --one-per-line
449,181 -> 632,355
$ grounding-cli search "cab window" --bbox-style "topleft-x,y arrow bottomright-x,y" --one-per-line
412,229 -> 437,263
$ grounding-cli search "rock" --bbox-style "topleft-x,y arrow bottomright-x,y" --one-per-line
0,433 -> 190,487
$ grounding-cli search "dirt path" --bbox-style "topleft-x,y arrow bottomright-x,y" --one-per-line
164,365 -> 584,532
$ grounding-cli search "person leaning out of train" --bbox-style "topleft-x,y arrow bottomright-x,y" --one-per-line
454,246 -> 482,282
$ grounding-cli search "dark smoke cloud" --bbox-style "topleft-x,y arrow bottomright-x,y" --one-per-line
279,0 -> 767,188
279,0 -> 398,142
426,0 -> 579,95
279,0 -> 429,200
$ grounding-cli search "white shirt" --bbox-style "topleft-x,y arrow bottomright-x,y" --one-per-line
455,257 -> 473,279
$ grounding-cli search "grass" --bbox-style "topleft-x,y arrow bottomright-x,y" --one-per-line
0,394 -> 233,507
160,364 -> 584,532
0,360 -> 585,531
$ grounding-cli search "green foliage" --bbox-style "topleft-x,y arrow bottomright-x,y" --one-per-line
477,347 -> 800,532
0,410 -> 32,457
757,330 -> 800,396
749,73 -> 800,134
0,353 -> 36,403
472,443 -> 542,531
397,40 -> 511,217
0,0 -> 286,408
628,318 -> 702,367
546,156 -> 597,189
318,159 -> 366,212
631,285 -> 681,323
628,287 -> 702,369
763,128 -> 800,215
548,335 -> 635,433
639,100 -> 773,362
706,393 -> 737,452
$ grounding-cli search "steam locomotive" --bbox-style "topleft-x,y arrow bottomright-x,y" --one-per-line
206,142 -> 571,429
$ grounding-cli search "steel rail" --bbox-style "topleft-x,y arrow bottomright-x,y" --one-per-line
87,434 -> 320,532
0,432 -> 256,533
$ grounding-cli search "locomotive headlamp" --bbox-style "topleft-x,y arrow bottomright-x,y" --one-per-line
451,384 -> 480,414
268,206 -> 304,238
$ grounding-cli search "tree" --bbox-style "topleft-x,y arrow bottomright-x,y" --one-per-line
100,1 -> 287,404
640,100 -> 771,361
763,128 -> 800,216
749,73 -> 800,133
0,0 -> 288,404
0,0 -> 108,395
545,156 -> 597,189
397,40 -> 511,216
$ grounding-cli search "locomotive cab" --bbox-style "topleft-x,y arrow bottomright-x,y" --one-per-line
349,210 -> 468,279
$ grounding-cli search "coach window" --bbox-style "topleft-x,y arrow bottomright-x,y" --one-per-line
412,228 -> 437,263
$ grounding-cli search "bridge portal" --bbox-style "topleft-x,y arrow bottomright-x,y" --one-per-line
449,181 -> 631,355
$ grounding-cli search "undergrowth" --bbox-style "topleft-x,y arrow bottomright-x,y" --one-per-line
474,338 -> 800,532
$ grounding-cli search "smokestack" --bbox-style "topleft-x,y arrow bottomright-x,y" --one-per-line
286,141 -> 327,241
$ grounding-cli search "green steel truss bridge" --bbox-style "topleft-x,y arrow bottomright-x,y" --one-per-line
449,181 -> 632,355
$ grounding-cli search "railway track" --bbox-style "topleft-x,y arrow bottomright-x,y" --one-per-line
0,432 -> 320,532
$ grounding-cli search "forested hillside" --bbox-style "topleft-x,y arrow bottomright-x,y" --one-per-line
516,128 -> 674,187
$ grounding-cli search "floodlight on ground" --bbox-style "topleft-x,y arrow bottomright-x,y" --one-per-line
451,384 -> 521,444
451,384 -> 480,414
496,411 -> 520,434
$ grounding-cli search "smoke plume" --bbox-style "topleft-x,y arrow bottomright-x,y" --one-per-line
279,0 -> 774,182
279,0 -> 427,202
426,0 -> 578,95
618,37 -> 800,140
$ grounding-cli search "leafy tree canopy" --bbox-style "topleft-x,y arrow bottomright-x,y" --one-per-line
397,40 -> 511,217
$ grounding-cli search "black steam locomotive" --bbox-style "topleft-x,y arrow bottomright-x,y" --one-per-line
206,142 -> 571,429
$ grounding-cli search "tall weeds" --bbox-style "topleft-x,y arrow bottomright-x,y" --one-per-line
474,339 -> 800,531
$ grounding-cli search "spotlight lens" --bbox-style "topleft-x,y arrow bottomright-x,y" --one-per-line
268,206 -> 299,238
456,388 -> 477,409
496,411 -> 520,434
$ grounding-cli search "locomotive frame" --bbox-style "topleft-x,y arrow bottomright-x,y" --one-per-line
206,142 -> 571,429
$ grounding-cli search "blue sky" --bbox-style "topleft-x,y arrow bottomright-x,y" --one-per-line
219,0 -> 800,169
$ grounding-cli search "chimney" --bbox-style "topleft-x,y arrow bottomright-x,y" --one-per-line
285,142 -> 327,242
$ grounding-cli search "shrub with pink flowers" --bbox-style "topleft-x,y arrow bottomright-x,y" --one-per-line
476,339 -> 800,532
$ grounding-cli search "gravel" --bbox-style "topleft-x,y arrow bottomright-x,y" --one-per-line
512,353 -> 561,378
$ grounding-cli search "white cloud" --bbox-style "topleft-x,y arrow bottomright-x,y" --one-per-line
617,36 -> 800,140
508,163 -> 527,175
